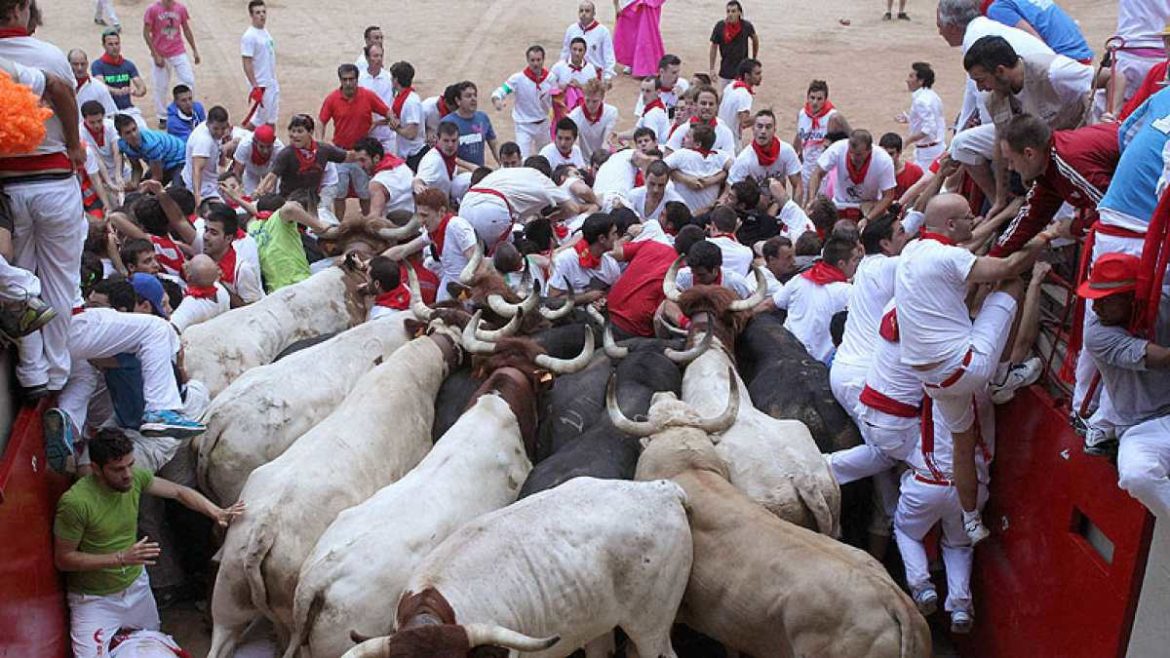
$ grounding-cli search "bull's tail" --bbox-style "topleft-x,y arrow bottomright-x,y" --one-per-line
795,473 -> 840,537
282,583 -> 327,658
243,516 -> 277,626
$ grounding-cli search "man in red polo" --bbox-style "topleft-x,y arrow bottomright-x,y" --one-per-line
319,63 -> 390,220
608,224 -> 705,339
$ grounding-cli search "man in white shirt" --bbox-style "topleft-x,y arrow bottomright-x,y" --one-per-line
461,165 -> 579,250
665,86 -> 736,155
568,78 -> 619,162
830,214 -> 910,423
68,49 -> 117,117
539,117 -> 587,170
170,254 -> 230,332
240,0 -> 278,129
358,44 -> 396,156
352,137 -> 415,218
808,129 -> 896,223
1109,0 -> 1170,116
181,105 -> 230,207
549,213 -> 622,301
664,123 -> 731,214
897,62 -> 945,170
413,122 -> 473,202
551,37 -> 601,104
388,60 -> 427,169
559,0 -> 616,82
895,192 -> 1050,544
729,109 -> 802,201
627,160 -> 684,226
492,45 -> 556,158
671,239 -> 757,299
594,127 -> 660,208
793,79 -> 838,194
365,255 -> 410,321
625,76 -> 671,144
706,207 -> 753,276
765,237 -> 860,363
387,188 -> 479,302
634,53 -> 689,118
179,203 -> 264,306
718,58 -> 761,151
230,123 -> 282,195
80,101 -> 126,197
353,25 -> 383,75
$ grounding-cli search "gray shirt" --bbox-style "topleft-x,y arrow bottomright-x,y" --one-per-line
1085,297 -> 1170,430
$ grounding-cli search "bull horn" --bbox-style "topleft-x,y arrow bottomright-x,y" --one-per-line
583,304 -> 606,329
462,311 -> 497,354
692,368 -> 741,434
534,327 -> 594,374
605,371 -> 657,437
488,286 -> 540,319
460,242 -> 484,284
538,294 -> 575,320
464,624 -> 559,652
318,225 -> 342,241
727,266 -> 768,312
603,324 -> 629,359
405,267 -> 433,321
664,313 -> 713,363
662,255 -> 684,302
375,216 -> 421,241
474,312 -> 521,342
340,634 -> 391,658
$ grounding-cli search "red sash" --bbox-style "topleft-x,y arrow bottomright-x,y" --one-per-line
752,138 -> 779,167
801,260 -> 848,285
859,385 -> 921,418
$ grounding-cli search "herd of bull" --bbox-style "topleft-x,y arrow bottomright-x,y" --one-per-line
182,242 -> 932,658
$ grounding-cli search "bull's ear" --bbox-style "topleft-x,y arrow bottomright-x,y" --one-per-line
469,647 -> 509,658
404,318 -> 427,337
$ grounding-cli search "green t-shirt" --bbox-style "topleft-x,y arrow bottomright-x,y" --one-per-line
53,468 -> 153,595
247,210 -> 311,292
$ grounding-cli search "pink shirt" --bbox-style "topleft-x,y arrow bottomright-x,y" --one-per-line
144,1 -> 190,58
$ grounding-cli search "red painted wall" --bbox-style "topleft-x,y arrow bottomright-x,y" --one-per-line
958,386 -> 1153,658
0,403 -> 70,658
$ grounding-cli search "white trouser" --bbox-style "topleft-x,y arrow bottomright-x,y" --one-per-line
913,142 -> 946,170
514,119 -> 551,158
0,253 -> 41,301
249,84 -> 280,127
317,184 -> 340,227
63,310 -> 182,430
830,408 -> 918,533
829,359 -> 867,425
916,292 -> 1016,434
151,54 -> 195,119
1117,416 -> 1170,519
9,178 -> 85,389
451,172 -> 472,204
93,0 -> 119,24
894,473 -> 987,614
461,196 -> 513,250
1116,51 -> 1162,105
67,570 -> 160,658
949,124 -> 996,167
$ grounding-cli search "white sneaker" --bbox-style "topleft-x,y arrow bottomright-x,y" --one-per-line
913,588 -> 938,616
951,610 -> 974,634
990,357 -> 1043,404
964,517 -> 991,546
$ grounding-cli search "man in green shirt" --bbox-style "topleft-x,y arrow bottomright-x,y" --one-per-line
54,429 -> 244,658
247,189 -> 332,292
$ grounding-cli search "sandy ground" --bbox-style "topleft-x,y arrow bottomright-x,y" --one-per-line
39,0 -> 1118,656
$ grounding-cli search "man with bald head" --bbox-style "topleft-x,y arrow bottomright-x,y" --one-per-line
895,192 -> 1051,545
170,254 -> 230,332
69,49 -> 117,116
560,1 -> 616,82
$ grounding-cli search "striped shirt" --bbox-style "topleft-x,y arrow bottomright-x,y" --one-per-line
118,129 -> 186,171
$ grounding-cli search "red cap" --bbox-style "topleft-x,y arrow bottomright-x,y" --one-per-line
253,124 -> 276,145
1077,253 -> 1140,299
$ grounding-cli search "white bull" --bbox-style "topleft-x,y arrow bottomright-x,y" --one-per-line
207,326 -> 460,658
342,477 -> 693,658
195,314 -> 413,505
183,261 -> 370,397
287,392 -> 533,658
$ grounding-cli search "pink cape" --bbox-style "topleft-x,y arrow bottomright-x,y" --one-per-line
614,0 -> 665,78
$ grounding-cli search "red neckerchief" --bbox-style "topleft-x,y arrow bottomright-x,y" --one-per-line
253,210 -> 274,222
643,98 -> 666,114
710,232 -> 737,242
634,170 -> 645,187
557,145 -> 575,160
690,116 -> 717,127
374,153 -> 407,173
575,239 -> 601,269
581,102 -> 604,124
696,147 -> 715,158
99,52 -> 124,67
85,123 -> 105,147
752,138 -> 779,167
920,231 -> 957,246
554,223 -> 569,240
657,82 -> 674,93
437,97 -> 451,117
668,121 -> 684,139
803,100 -> 835,130
802,260 -> 849,285
439,148 -> 457,177
846,151 -> 872,185
392,86 -> 414,118
569,60 -> 587,72
218,244 -> 238,284
524,67 -> 550,89
293,140 -> 318,174
581,19 -> 600,32
76,76 -> 88,91
374,284 -> 411,310
428,213 -> 454,256
250,143 -> 270,165
722,20 -> 742,44
732,80 -> 755,95
0,27 -> 30,38
879,308 -> 899,341
186,284 -> 218,300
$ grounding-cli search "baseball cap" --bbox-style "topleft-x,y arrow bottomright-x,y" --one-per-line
129,273 -> 169,318
253,124 -> 276,145
1076,253 -> 1139,300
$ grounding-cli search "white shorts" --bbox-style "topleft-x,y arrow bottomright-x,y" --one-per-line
67,570 -> 160,658
250,85 -> 280,126
1117,415 -> 1170,519
461,195 -> 513,249
1116,51 -> 1163,104
913,142 -> 946,171
949,124 -> 996,167
829,359 -> 868,425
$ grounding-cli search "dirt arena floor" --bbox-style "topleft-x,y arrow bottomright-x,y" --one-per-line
41,0 -> 1118,655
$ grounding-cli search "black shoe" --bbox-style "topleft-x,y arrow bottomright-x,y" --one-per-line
22,383 -> 50,404
897,12 -> 911,20
1084,438 -> 1119,459
882,11 -> 892,20
1069,413 -> 1089,437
